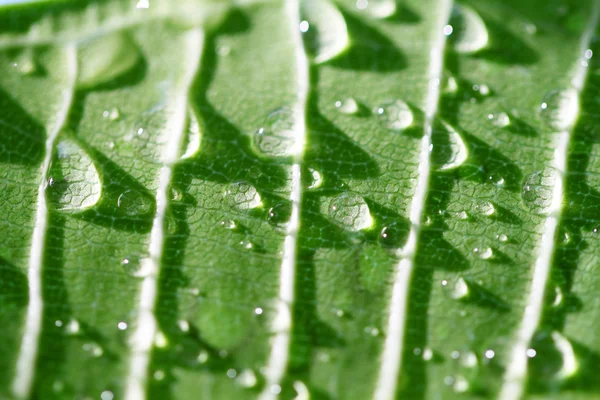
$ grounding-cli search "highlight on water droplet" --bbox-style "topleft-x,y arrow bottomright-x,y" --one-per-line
321,193 -> 373,231
47,140 -> 101,214
77,32 -> 140,88
253,107 -> 297,157
497,233 -> 508,243
83,342 -> 104,357
300,0 -> 349,63
521,168 -> 559,214
220,219 -> 237,230
448,4 -> 489,54
374,99 -> 414,132
539,88 -> 579,130
180,107 -> 201,159
452,375 -> 470,393
335,97 -> 359,115
454,210 -> 469,220
224,182 -> 262,210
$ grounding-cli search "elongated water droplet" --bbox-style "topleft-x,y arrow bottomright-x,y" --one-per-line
540,88 -> 579,130
224,182 -> 262,210
356,0 -> 396,18
454,210 -> 469,220
448,5 -> 489,54
374,100 -> 413,132
552,286 -> 564,308
77,33 -> 140,88
180,108 -> 201,159
254,107 -> 297,157
335,98 -> 359,114
522,168 -> 559,214
321,193 -> 373,231
300,0 -> 349,63
47,140 -> 101,213
474,201 -> 495,216
435,122 -> 468,171
551,331 -> 579,380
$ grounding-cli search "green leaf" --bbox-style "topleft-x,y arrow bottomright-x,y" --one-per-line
1,0 -> 600,399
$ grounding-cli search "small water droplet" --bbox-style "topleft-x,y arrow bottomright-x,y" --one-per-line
154,331 -> 168,348
474,200 -> 495,216
216,45 -> 231,56
374,99 -> 414,132
224,182 -> 262,210
268,203 -> 291,225
227,368 -> 237,379
102,107 -> 120,121
335,97 -> 359,114
379,221 -> 407,248
497,233 -> 508,243
526,348 -> 537,358
300,0 -> 349,63
454,210 -> 469,220
117,321 -> 128,330
117,189 -> 153,216
52,381 -> 64,393
443,25 -> 454,36
445,76 -> 459,93
180,108 -> 201,159
55,320 -> 63,327
220,219 -> 237,230
365,326 -> 380,336
47,140 -> 101,214
524,23 -> 537,35
562,231 -> 571,244
65,319 -> 80,335
77,33 -> 141,88
444,376 -> 455,386
474,247 -> 493,260
237,369 -> 258,388
322,193 -> 373,231
153,370 -> 165,381
448,4 -> 489,54
491,111 -> 510,127
307,168 -> 323,189
485,349 -> 495,359
522,168 -> 559,214
240,240 -> 253,250
478,84 -> 490,96
254,307 -> 263,315
12,49 -> 37,75
197,350 -> 209,364
539,89 -> 579,130
100,390 -> 114,400
443,277 -> 470,300
253,107 -> 297,157
461,351 -> 478,368
453,375 -> 470,393
552,287 -> 564,307
82,342 -> 103,357
122,256 -> 153,278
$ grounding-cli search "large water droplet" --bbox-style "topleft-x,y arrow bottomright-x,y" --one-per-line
374,100 -> 414,132
117,189 -> 153,216
321,193 -> 373,231
435,122 -> 468,171
539,88 -> 579,130
335,98 -> 359,115
522,168 -> 559,214
180,108 -> 201,159
448,4 -> 489,54
474,247 -> 493,260
300,0 -> 349,63
268,203 -> 291,225
356,0 -> 396,18
224,182 -> 262,210
47,140 -> 101,213
77,33 -> 140,88
253,107 -> 297,157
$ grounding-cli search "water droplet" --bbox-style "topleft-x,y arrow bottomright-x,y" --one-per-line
197,350 -> 209,364
117,321 -> 128,330
490,112 -> 510,127
443,25 -> 454,35
552,287 -> 564,307
100,390 -> 114,400
585,49 -> 593,59
526,348 -> 537,358
12,49 -> 37,75
444,376 -> 455,386
445,76 -> 459,93
122,257 -> 153,278
461,351 -> 478,368
551,331 -> 579,380
333,308 -> 345,317
365,326 -> 380,336
478,84 -> 490,96
65,319 -> 80,335
539,89 -> 579,130
240,240 -> 253,250
102,107 -> 120,121
442,277 -> 470,300
254,307 -> 263,315
299,20 -> 310,32
154,331 -> 168,348
268,203 -> 291,225
448,4 -> 489,54
216,45 -> 231,56
270,384 -> 282,395
307,168 -> 323,189
454,210 -> 469,220
47,140 -> 101,213
82,342 -> 104,357
293,381 -> 310,400
335,97 -> 359,114
453,375 -> 469,393
435,122 -> 468,171
220,219 -> 237,230
227,368 -> 237,379
300,0 -> 349,63
52,381 -> 64,393
180,108 -> 201,159
562,231 -> 571,244
224,182 -> 262,210
522,168 -> 559,214
356,0 -> 396,18
55,320 -> 63,327
474,201 -> 495,216
474,247 -> 493,260
497,233 -> 508,243
374,99 -> 414,132
117,190 -> 153,216
321,193 -> 373,231
237,369 -> 258,388
253,107 -> 297,157
379,221 -> 407,248
422,348 -> 434,361
77,33 -> 140,88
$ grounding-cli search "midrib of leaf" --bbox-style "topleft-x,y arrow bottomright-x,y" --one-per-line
11,44 -> 77,400
259,0 -> 308,397
499,3 -> 600,399
373,2 -> 452,399
124,28 -> 204,400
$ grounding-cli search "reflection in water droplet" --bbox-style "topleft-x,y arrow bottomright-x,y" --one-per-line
47,140 -> 101,214
224,182 -> 262,210
180,108 -> 201,159
455,211 -> 469,220
539,88 -> 579,130
374,100 -> 414,132
379,221 -> 407,248
322,193 -> 373,231
335,98 -> 359,114
448,4 -> 489,54
300,0 -> 349,63
522,168 -> 559,214
253,107 -> 297,157
474,201 -> 495,216
77,32 -> 140,88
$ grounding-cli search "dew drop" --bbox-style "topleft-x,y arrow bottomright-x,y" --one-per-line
478,84 -> 490,96
491,112 -> 510,127
300,0 -> 349,63
321,193 -> 373,231
307,168 -> 323,189
268,203 -> 291,225
83,342 -> 104,357
422,348 -> 434,361
453,375 -> 470,393
77,33 -> 140,89
379,221 -> 407,248
122,256 -> 153,278
335,97 -> 359,115
117,321 -> 128,331
117,189 -> 153,216
177,319 -> 190,332
485,349 -> 495,359
474,247 -> 493,260
445,76 -> 459,93
65,319 -> 80,335
154,331 -> 168,348
448,4 -> 489,54
220,219 -> 237,230
526,348 -> 537,358
454,210 -> 469,220
356,0 -> 396,18
136,0 -> 149,8
180,108 -> 201,159
47,140 -> 101,214
240,240 -> 253,250
551,331 -> 579,380
552,286 -> 564,308
497,233 -> 508,243
224,182 -> 262,210
374,99 -> 414,132
237,369 -> 258,388
253,107 -> 297,157
435,122 -> 468,171
12,48 -> 37,75
254,307 -> 263,315
270,384 -> 282,395
100,390 -> 114,400
461,351 -> 478,368
443,277 -> 470,300
197,350 -> 209,364
474,201 -> 495,216
365,326 -> 380,336
521,168 -> 559,214
102,107 -> 120,121
52,381 -> 64,393
293,381 -> 310,400
539,88 -> 579,130
227,368 -> 237,379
